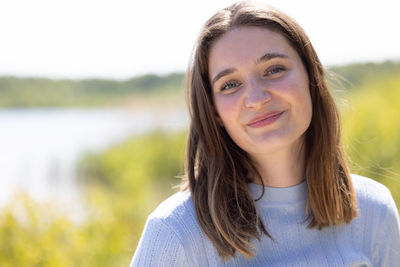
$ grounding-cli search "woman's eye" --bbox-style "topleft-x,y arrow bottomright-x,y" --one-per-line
265,65 -> 286,76
221,81 -> 241,91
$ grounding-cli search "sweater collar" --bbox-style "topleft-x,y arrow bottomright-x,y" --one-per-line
248,179 -> 307,206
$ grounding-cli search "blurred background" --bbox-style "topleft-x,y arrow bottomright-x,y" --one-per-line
0,0 -> 399,266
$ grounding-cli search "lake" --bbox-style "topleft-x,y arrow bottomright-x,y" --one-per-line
0,108 -> 189,217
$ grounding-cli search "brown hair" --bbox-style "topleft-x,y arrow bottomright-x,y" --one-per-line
181,0 -> 358,261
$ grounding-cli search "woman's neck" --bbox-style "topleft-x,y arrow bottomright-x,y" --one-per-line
250,139 -> 306,188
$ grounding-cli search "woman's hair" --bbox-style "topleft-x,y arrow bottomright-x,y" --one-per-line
181,0 -> 358,261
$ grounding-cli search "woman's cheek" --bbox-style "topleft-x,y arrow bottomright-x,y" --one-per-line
216,93 -> 242,123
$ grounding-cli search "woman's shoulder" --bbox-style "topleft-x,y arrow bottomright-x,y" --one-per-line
149,189 -> 195,222
132,190 -> 214,266
131,191 -> 200,266
146,189 -> 204,243
351,173 -> 393,206
350,174 -> 400,264
351,174 -> 398,224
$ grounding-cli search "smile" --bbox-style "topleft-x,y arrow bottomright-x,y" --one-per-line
246,111 -> 285,128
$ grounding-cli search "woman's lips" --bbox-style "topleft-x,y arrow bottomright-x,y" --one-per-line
246,111 -> 285,128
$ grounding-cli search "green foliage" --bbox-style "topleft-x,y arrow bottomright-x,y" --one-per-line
78,130 -> 186,189
328,60 -> 400,88
342,71 -> 400,204
0,73 -> 185,107
0,194 -> 84,266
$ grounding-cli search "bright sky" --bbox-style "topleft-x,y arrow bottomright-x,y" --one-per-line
0,0 -> 399,80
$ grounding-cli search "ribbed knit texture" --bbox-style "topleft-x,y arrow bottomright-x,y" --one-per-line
130,174 -> 400,266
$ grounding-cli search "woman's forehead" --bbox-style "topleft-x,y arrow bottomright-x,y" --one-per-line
208,27 -> 297,76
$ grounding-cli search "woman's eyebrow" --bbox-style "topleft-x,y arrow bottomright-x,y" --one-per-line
255,52 -> 289,65
211,53 -> 288,86
212,68 -> 237,86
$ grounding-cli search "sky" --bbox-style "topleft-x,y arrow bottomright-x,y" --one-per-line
0,0 -> 399,80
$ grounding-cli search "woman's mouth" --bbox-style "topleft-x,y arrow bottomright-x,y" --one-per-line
247,111 -> 285,128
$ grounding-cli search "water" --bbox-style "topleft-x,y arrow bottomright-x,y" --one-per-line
0,108 -> 189,213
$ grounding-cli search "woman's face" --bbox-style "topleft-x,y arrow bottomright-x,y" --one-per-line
208,26 -> 312,156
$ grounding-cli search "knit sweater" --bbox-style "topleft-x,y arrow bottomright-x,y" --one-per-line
130,174 -> 400,266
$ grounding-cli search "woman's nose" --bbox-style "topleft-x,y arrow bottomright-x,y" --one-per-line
244,79 -> 271,109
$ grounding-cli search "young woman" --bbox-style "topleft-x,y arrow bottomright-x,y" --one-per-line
131,1 -> 400,266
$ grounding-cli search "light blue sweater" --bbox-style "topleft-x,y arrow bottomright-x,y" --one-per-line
130,175 -> 400,266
